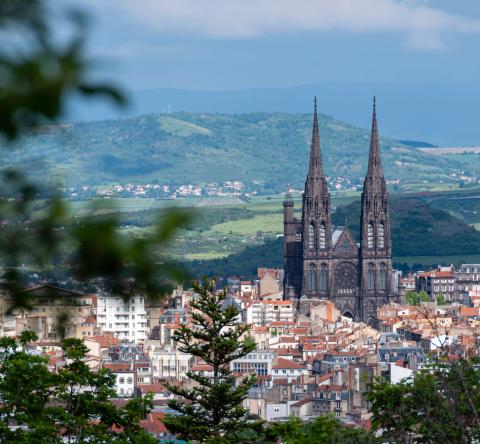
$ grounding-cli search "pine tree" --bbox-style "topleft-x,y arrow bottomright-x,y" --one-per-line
163,278 -> 260,443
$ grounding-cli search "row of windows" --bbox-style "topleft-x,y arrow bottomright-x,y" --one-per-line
233,363 -> 268,375
99,298 -> 144,304
433,286 -> 455,292
307,221 -> 385,250
367,222 -> 385,249
308,223 -> 327,250
118,377 -> 133,384
307,263 -> 387,291
308,265 -> 328,291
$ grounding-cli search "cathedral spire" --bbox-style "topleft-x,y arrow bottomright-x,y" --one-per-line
367,96 -> 383,177
307,96 -> 324,179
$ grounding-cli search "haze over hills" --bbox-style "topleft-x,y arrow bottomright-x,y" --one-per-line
1,111 -> 474,193
68,82 -> 480,146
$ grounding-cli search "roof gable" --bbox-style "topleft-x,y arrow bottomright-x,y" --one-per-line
333,228 -> 358,258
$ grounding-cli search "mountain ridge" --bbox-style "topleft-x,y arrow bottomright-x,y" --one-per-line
1,111 -> 469,193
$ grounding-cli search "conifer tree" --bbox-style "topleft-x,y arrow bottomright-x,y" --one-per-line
163,278 -> 260,443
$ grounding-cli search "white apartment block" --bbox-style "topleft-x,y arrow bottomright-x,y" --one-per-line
246,301 -> 294,326
113,370 -> 135,397
230,350 -> 275,376
149,348 -> 192,380
97,294 -> 147,342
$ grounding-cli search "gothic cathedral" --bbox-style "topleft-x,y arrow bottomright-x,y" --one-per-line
283,97 -> 394,326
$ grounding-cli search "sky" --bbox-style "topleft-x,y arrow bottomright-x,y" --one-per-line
58,0 -> 480,144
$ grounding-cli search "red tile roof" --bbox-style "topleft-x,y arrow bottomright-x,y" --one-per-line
140,412 -> 169,435
277,348 -> 302,357
417,271 -> 454,278
191,364 -> 214,372
104,363 -> 132,372
272,357 -> 306,370
138,383 -> 167,394
460,306 -> 479,317
85,335 -> 119,348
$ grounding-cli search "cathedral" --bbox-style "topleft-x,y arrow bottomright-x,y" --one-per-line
283,98 -> 395,326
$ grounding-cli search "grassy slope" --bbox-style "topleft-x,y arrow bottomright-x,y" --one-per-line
1,112 -> 467,192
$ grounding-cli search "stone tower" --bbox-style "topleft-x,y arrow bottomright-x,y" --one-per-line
359,97 -> 393,325
300,97 -> 333,298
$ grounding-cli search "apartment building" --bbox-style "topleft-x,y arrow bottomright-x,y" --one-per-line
246,300 -> 294,326
97,294 -> 147,342
455,264 -> 480,304
416,268 -> 457,303
15,285 -> 95,341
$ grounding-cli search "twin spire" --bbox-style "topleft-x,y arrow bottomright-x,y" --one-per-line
307,96 -> 383,185
307,96 -> 323,179
367,96 -> 383,178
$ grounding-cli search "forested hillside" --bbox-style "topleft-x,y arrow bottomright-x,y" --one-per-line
186,197 -> 480,278
1,112 -> 468,193
332,198 -> 480,256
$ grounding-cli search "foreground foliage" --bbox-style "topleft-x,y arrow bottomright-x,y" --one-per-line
0,332 -> 156,443
264,415 -> 375,444
0,0 -> 189,315
368,357 -> 480,443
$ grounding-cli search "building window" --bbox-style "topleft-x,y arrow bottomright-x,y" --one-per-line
308,266 -> 317,291
308,223 -> 315,249
319,223 -> 326,249
320,264 -> 328,291
378,222 -> 385,248
368,222 -> 374,248
368,263 -> 375,290
379,263 -> 387,290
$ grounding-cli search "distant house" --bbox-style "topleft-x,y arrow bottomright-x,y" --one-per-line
416,268 -> 457,303
104,363 -> 135,397
272,358 -> 308,381
290,397 -> 314,417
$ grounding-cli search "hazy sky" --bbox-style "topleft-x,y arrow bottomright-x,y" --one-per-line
69,0 -> 480,91
51,1 -> 480,144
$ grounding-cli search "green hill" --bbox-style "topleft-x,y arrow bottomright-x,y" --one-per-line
1,112 -> 469,193
332,197 -> 480,256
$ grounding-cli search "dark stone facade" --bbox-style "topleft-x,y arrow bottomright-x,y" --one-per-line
283,98 -> 395,325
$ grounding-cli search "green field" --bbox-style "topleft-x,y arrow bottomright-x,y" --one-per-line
210,213 -> 284,236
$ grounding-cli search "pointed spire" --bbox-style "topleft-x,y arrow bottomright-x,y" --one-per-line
367,96 -> 383,177
308,96 -> 324,178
